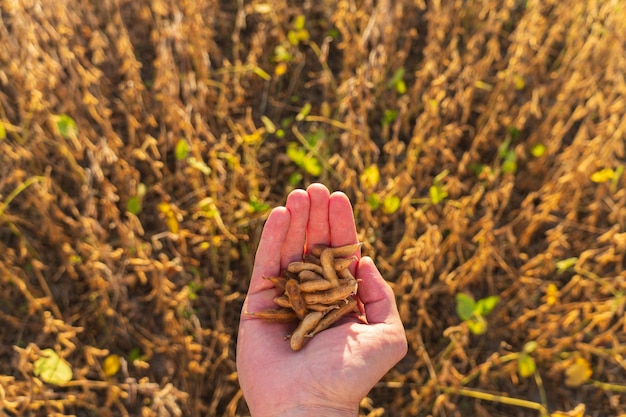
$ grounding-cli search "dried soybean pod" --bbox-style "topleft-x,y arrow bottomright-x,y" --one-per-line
334,256 -> 357,271
285,278 -> 307,319
337,267 -> 355,281
264,275 -> 287,291
330,242 -> 363,258
299,278 -> 334,292
281,270 -> 299,281
308,298 -> 358,337
290,311 -> 324,351
303,279 -> 358,305
287,262 -> 324,276
307,303 -> 339,312
320,248 -> 340,287
246,308 -> 298,323
298,270 -> 325,282
303,253 -> 322,266
273,295 -> 292,309
310,244 -> 329,257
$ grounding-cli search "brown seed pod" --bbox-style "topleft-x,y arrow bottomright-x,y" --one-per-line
320,248 -> 339,287
273,295 -> 292,309
281,269 -> 299,281
246,308 -> 299,322
311,242 -> 362,258
264,275 -> 287,291
287,262 -> 324,275
307,303 -> 340,312
298,269 -> 325,282
290,311 -> 324,351
308,298 -> 358,337
298,278 -> 334,292
285,278 -> 307,319
334,256 -> 357,271
303,253 -> 322,266
330,242 -> 362,258
337,267 -> 355,281
310,244 -> 329,257
303,279 -> 358,305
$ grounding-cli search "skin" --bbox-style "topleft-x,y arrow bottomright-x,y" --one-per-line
237,183 -> 408,417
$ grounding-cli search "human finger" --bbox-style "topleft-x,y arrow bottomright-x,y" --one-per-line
328,191 -> 359,250
248,206 -> 291,295
281,189 -> 310,269
356,256 -> 402,325
305,183 -> 331,251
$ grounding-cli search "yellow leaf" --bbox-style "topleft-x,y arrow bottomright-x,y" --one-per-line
360,165 -> 380,189
241,128 -> 265,144
590,168 -> 614,183
274,62 -> 288,76
167,213 -> 179,234
158,202 -> 172,215
551,403 -> 585,417
513,74 -> 525,90
545,283 -> 559,305
103,354 -> 121,377
565,357 -> 592,387
34,349 -> 73,385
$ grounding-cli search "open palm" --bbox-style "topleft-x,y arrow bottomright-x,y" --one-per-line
237,184 -> 407,417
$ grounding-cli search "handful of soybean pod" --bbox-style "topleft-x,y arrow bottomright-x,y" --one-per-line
248,243 -> 366,351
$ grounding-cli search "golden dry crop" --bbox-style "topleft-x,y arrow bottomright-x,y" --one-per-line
1,0 -> 625,416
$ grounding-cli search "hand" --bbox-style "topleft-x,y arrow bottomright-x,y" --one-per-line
237,183 -> 408,417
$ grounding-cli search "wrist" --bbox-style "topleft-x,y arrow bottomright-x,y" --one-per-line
251,403 -> 359,417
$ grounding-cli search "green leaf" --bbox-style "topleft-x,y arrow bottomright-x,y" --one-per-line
381,194 -> 401,214
455,293 -> 476,321
34,349 -> 72,385
249,198 -> 270,213
289,172 -> 303,186
387,67 -> 406,89
296,103 -> 312,121
175,139 -> 190,160
286,142 -> 305,165
518,352 -> 536,378
502,149 -> 517,174
395,79 -> 407,94
475,295 -> 500,316
502,160 -> 517,174
128,347 -> 142,363
367,193 -> 381,210
383,109 -> 398,125
127,196 -> 142,215
54,114 -> 77,139
274,44 -> 292,62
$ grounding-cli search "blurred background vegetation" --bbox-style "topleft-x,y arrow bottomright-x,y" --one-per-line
0,0 -> 625,416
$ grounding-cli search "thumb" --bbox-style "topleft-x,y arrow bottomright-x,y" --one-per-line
356,256 -> 402,325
